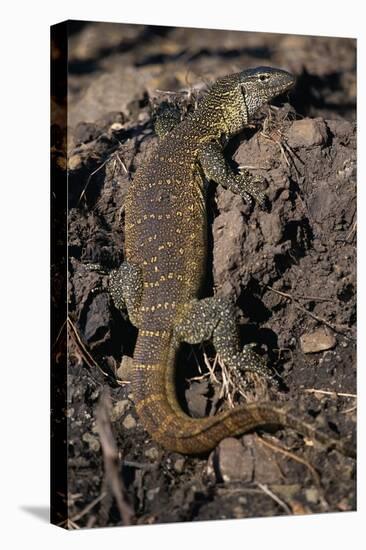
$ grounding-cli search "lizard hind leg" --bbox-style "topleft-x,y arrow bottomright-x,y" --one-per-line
175,296 -> 275,386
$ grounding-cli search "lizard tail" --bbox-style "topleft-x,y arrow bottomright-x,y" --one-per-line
131,334 -> 355,457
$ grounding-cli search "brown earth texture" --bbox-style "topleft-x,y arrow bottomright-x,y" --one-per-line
51,21 -> 356,528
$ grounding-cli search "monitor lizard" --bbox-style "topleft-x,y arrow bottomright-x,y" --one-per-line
102,67 -> 353,456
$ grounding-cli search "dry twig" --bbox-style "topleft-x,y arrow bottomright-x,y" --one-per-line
96,390 -> 134,526
256,434 -> 321,486
256,483 -> 292,515
266,285 -> 355,341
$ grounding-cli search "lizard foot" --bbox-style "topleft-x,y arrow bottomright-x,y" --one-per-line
234,171 -> 267,207
228,343 -> 279,388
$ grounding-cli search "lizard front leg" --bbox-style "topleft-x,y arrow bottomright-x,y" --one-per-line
153,101 -> 183,138
175,296 -> 275,387
198,140 -> 266,206
108,262 -> 142,327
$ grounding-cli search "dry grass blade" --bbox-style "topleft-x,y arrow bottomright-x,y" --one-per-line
256,483 -> 292,515
96,390 -> 134,525
78,158 -> 109,204
67,316 -> 102,371
266,285 -> 355,341
304,388 -> 356,398
69,492 -> 108,523
256,435 -> 321,486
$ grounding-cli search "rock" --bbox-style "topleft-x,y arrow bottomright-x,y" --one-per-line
305,487 -> 320,504
185,380 -> 209,418
300,328 -> 336,353
83,292 -> 111,344
173,457 -> 186,474
326,119 -> 354,141
110,400 -> 129,422
242,434 -> 283,484
68,67 -> 148,127
117,355 -> 134,381
110,122 -> 124,132
68,154 -> 82,171
286,118 -> 328,148
82,432 -> 100,452
122,414 -> 136,430
215,437 -> 254,483
144,446 -> 160,461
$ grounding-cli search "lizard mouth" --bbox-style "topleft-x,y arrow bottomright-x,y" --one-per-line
268,80 -> 295,102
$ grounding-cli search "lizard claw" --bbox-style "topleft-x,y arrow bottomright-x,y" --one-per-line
239,344 -> 278,387
235,172 -> 268,208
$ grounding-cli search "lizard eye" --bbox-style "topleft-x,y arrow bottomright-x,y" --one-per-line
259,74 -> 270,82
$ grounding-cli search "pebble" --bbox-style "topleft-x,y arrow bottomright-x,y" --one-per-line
110,122 -> 124,132
116,355 -> 134,381
214,437 -> 254,483
110,400 -> 129,422
286,118 -> 328,148
305,487 -> 320,503
300,328 -> 336,353
82,432 -> 100,452
173,457 -> 185,474
122,414 -> 136,430
68,154 -> 83,171
144,446 -> 160,461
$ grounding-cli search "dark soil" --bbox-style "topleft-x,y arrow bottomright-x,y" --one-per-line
53,21 -> 356,528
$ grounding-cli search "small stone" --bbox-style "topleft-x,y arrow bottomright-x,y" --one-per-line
82,432 -> 100,452
243,434 -> 282,484
286,118 -> 328,148
185,380 -> 209,418
117,355 -> 134,381
68,154 -> 83,171
206,451 -> 215,478
215,437 -> 254,483
66,407 -> 74,418
122,414 -> 136,430
305,487 -> 320,504
300,328 -> 336,353
110,122 -> 124,132
325,119 -> 353,140
110,400 -> 129,422
144,446 -> 160,461
173,457 -> 185,473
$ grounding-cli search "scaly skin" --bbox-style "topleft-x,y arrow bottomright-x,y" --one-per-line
109,67 -> 353,456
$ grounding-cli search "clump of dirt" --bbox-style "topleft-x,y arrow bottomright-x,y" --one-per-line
52,22 -> 356,528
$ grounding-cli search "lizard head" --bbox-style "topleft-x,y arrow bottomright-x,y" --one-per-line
208,66 -> 295,136
238,66 -> 296,118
